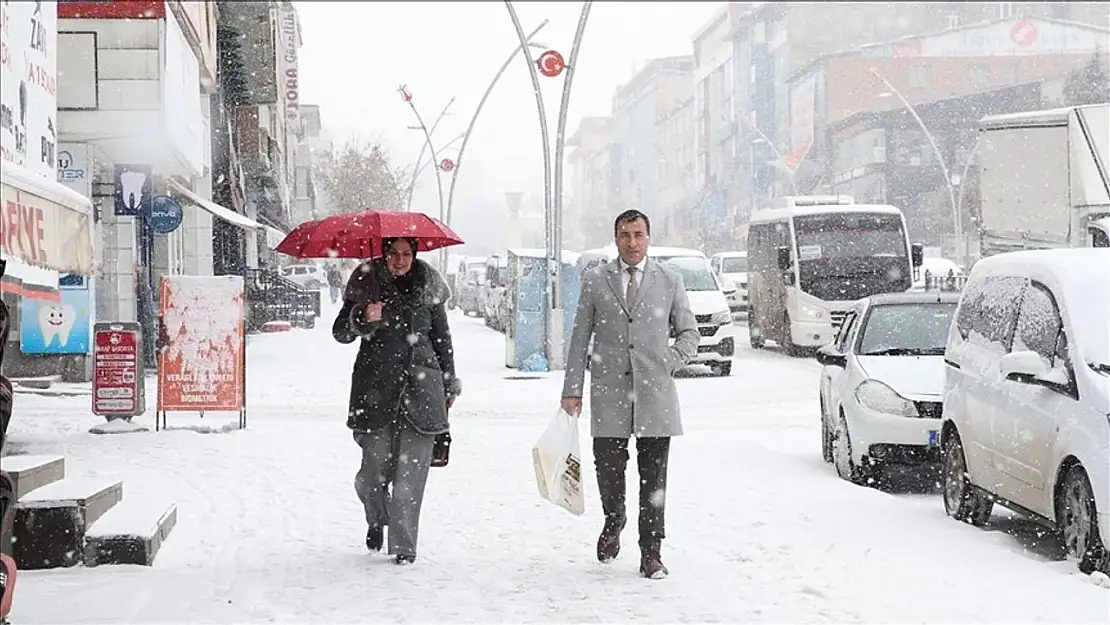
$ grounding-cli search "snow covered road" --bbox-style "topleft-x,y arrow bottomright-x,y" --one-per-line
6,306 -> 1108,623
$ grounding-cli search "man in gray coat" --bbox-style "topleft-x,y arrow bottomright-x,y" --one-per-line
561,210 -> 699,579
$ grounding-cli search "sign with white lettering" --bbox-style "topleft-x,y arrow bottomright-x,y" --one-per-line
0,0 -> 58,176
92,322 -> 146,419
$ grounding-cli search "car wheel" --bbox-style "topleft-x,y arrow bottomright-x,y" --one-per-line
820,399 -> 833,463
1057,464 -> 1110,575
712,361 -> 732,377
942,430 -> 993,526
832,412 -> 872,485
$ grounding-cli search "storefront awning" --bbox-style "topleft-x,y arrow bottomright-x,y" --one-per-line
168,180 -> 265,232
0,162 -> 95,275
264,226 -> 286,249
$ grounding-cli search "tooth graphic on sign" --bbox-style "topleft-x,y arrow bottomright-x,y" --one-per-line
120,170 -> 147,212
39,304 -> 77,347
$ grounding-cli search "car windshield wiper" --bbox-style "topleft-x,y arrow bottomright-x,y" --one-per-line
860,347 -> 945,356
1091,363 -> 1110,375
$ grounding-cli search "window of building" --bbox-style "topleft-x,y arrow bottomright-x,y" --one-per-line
968,63 -> 989,87
947,13 -> 961,29
1047,2 -> 1070,19
997,2 -> 1016,18
910,65 -> 931,88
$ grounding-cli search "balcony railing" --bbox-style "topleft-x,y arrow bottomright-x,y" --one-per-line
243,268 -> 320,331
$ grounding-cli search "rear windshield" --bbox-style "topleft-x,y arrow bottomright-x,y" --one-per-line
663,257 -> 720,292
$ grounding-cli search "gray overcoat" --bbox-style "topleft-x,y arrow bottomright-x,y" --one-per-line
562,258 -> 699,438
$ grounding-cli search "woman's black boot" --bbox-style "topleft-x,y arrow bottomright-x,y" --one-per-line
366,526 -> 384,552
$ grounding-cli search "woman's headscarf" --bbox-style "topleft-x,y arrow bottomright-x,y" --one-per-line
381,237 -> 421,301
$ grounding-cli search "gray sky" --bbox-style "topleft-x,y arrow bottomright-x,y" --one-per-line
296,1 -> 720,216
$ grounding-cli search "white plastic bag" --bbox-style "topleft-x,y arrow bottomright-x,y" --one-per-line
531,409 -> 585,516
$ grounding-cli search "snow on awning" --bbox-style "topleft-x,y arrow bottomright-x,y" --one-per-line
168,180 -> 264,232
0,161 -> 95,275
264,226 -> 285,249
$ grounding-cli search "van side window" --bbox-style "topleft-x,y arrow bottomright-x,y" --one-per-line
1013,282 -> 1063,362
956,276 -> 1026,348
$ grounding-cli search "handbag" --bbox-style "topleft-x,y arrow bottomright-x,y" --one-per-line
431,432 -> 451,468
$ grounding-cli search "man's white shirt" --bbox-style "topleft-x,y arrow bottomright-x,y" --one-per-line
618,257 -> 647,295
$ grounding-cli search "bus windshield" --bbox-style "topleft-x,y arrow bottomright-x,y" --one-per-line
791,212 -> 911,300
793,212 -> 907,261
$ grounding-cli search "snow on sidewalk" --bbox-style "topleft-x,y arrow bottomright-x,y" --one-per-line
5,307 -> 1108,623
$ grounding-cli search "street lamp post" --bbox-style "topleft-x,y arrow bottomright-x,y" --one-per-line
551,2 -> 593,371
505,0 -> 592,371
444,20 -> 550,230
868,66 -> 963,267
401,92 -> 454,215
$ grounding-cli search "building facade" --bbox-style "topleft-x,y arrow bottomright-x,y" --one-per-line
2,0 -> 310,379
566,116 -> 615,250
654,96 -> 698,246
812,17 -> 1109,259
609,56 -> 696,240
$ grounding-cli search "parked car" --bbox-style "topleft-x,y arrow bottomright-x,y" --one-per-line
940,248 -> 1109,575
710,251 -> 749,312
817,292 -> 959,484
655,249 -> 736,377
280,263 -> 327,290
455,258 -> 486,317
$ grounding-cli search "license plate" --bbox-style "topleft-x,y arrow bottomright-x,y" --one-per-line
927,430 -> 939,447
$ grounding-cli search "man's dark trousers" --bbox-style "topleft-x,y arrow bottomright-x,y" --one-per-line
593,435 -> 671,556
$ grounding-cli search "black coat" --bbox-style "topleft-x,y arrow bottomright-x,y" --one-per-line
332,259 -> 460,434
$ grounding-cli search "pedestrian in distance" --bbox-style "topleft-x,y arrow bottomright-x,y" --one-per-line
326,264 -> 344,305
560,209 -> 699,579
332,237 -> 460,564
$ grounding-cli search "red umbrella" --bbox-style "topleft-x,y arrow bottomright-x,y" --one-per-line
276,210 -> 464,259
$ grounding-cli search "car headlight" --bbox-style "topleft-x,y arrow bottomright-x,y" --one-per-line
799,302 -> 825,320
854,380 -> 919,417
711,311 -> 732,325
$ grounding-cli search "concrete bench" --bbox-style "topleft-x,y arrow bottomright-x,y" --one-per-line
86,501 -> 178,566
1,455 -> 65,500
14,478 -> 123,569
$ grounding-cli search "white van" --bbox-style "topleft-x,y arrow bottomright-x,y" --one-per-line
578,246 -> 737,376
939,248 -> 1109,575
710,251 -> 749,312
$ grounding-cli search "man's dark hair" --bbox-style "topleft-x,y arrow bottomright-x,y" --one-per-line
614,209 -> 650,236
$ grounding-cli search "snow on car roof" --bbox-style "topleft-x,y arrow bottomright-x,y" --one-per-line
649,246 -> 705,259
969,248 -> 1110,366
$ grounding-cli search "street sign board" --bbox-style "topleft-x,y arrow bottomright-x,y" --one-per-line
92,322 -> 146,419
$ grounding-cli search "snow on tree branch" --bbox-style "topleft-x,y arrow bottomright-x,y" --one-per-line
313,137 -> 412,214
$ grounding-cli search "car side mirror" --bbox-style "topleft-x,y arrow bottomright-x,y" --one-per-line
911,243 -> 924,267
1000,350 -> 1048,382
816,344 -> 846,368
776,247 -> 791,272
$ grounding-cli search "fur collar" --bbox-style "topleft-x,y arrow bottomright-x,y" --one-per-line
347,258 -> 450,308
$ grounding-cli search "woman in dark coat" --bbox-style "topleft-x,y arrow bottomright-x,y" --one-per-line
332,238 -> 460,564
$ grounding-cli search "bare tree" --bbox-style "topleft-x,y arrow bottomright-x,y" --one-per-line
313,137 -> 411,214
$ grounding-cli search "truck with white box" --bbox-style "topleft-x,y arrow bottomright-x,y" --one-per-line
976,103 -> 1110,256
